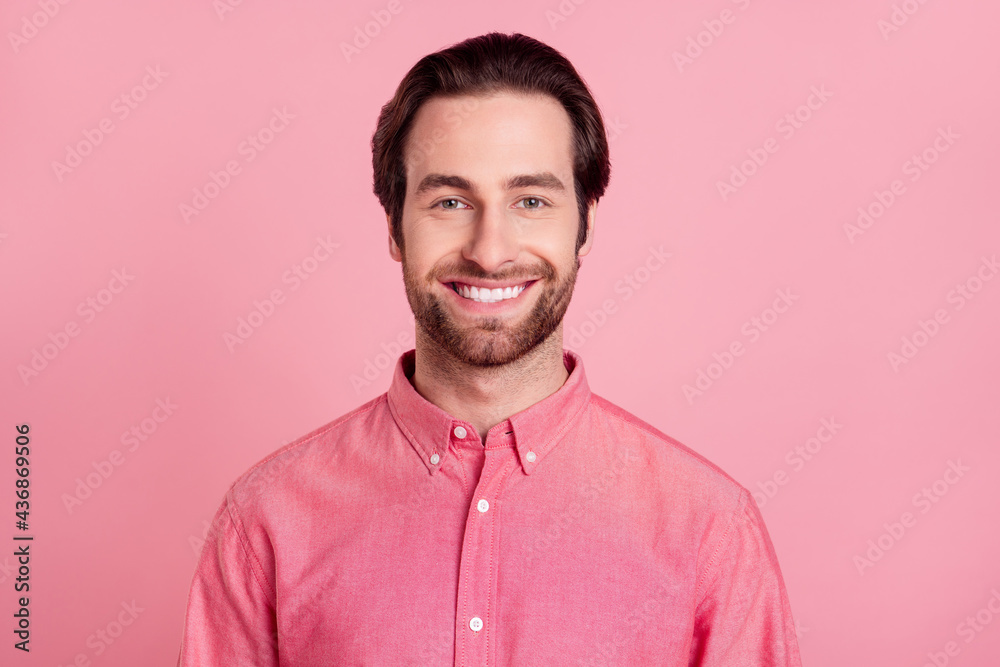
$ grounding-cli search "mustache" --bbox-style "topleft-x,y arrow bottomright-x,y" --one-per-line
432,262 -> 556,283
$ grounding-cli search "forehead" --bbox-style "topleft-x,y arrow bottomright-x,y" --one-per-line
403,92 -> 575,192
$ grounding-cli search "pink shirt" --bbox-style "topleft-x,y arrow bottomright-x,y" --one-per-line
178,348 -> 803,665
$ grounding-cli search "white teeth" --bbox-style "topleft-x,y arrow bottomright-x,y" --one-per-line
454,282 -> 528,303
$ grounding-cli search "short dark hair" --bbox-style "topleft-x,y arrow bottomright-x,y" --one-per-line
371,32 -> 611,254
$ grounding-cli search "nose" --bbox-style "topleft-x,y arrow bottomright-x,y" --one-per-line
462,203 -> 519,274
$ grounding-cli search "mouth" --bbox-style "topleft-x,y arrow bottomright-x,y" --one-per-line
447,280 -> 537,304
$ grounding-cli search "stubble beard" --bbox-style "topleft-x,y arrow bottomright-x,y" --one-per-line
400,253 -> 580,368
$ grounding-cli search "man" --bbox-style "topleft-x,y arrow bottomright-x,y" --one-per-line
178,32 -> 803,665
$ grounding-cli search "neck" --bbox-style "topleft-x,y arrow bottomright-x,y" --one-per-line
410,325 -> 570,443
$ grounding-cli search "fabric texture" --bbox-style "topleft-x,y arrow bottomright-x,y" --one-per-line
178,348 -> 803,666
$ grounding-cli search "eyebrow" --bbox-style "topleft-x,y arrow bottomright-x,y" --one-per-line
413,172 -> 567,197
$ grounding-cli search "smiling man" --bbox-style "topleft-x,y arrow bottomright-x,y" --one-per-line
178,32 -> 803,666
389,90 -> 589,440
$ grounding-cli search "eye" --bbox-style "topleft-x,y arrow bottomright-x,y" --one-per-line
435,198 -> 469,210
516,197 -> 548,210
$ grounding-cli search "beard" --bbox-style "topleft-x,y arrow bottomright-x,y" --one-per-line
400,253 -> 580,368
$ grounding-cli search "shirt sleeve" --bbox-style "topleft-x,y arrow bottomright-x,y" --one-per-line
689,489 -> 803,666
177,493 -> 279,666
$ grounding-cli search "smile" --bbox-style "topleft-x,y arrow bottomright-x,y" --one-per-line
450,280 -> 535,304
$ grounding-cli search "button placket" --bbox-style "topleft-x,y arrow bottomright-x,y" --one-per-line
454,437 -> 517,665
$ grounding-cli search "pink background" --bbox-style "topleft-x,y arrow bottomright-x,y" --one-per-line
2,0 -> 999,664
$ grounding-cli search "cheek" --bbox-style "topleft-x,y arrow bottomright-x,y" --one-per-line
407,240 -> 446,270
530,213 -> 577,244
408,224 -> 467,258
526,232 -> 575,265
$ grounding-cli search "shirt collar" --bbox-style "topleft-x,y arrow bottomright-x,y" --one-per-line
386,347 -> 591,476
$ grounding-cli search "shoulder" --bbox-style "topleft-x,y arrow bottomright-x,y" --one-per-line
587,392 -> 750,512
223,393 -> 390,509
586,393 -> 767,581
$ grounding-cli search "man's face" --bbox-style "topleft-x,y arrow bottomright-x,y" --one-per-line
389,92 -> 594,368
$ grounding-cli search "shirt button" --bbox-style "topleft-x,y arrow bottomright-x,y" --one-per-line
526,451 -> 537,463
453,425 -> 467,439
469,616 -> 483,632
477,499 -> 489,513
429,453 -> 440,465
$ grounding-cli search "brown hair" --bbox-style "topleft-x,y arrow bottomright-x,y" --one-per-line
371,31 -> 611,253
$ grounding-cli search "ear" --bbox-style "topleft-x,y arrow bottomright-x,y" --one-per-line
577,203 -> 597,258
387,214 -> 402,262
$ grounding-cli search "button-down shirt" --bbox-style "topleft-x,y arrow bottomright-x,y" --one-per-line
178,348 -> 803,666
